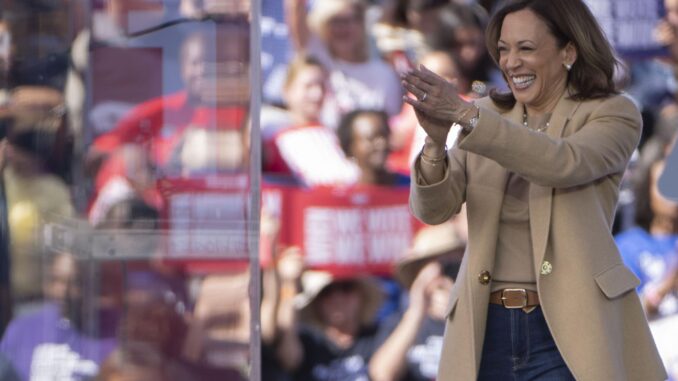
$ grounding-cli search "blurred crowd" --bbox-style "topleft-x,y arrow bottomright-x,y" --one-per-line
0,0 -> 675,380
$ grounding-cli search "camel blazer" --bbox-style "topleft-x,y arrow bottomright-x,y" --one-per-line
410,91 -> 667,381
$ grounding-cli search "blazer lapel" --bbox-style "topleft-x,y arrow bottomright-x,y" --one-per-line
529,90 -> 582,274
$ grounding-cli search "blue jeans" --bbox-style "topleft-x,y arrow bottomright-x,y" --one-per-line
477,304 -> 575,381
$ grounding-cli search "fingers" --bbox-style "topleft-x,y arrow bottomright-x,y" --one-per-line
402,93 -> 428,112
401,69 -> 435,94
418,64 -> 445,85
402,81 -> 427,101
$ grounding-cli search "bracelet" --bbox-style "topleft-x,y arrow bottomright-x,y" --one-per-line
460,104 -> 479,134
459,105 -> 475,120
420,146 -> 447,166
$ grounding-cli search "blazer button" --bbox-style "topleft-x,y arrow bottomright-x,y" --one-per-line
478,270 -> 491,285
541,261 -> 553,275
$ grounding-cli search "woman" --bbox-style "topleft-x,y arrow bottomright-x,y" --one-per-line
370,221 -> 464,381
616,136 -> 678,319
336,109 -> 409,186
401,0 -> 666,380
285,0 -> 402,128
371,0 -> 449,72
270,248 -> 387,381
262,55 -> 359,186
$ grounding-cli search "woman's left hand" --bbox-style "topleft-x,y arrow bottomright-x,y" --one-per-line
402,65 -> 471,124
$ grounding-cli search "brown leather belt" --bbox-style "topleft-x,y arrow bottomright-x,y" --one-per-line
489,289 -> 540,309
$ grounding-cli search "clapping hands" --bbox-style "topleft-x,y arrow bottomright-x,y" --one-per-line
401,65 -> 475,145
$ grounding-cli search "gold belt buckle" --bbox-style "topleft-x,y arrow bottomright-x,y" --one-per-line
501,288 -> 528,309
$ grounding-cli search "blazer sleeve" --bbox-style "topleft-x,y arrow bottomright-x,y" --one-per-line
409,145 -> 467,225
457,94 -> 641,188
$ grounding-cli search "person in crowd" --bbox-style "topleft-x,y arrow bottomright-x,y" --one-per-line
402,0 -> 666,379
434,3 -> 503,94
334,108 -> 410,320
180,271 -> 250,381
1,103 -> 74,311
95,348 -> 167,381
623,0 -> 678,146
42,251 -> 77,307
285,0 -> 402,129
271,247 -> 388,381
0,20 -> 10,104
617,135 -> 678,319
0,254 -> 122,381
261,259 -> 293,381
89,21 -> 250,173
370,220 -> 464,381
87,21 -> 250,222
262,55 -> 359,186
336,109 -> 409,187
655,0 -> 678,69
371,0 -> 449,73
0,353 -> 20,381
261,54 -> 328,145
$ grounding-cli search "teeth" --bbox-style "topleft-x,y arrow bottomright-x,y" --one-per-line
512,75 -> 534,84
511,75 -> 535,88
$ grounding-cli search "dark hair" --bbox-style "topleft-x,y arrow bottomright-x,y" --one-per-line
632,137 -> 670,231
336,109 -> 390,157
429,3 -> 488,50
100,198 -> 160,230
485,0 -> 621,109
380,0 -> 448,27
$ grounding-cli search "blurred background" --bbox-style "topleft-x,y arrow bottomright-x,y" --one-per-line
0,0 -> 676,380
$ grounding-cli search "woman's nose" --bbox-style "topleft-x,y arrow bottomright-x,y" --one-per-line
503,51 -> 520,71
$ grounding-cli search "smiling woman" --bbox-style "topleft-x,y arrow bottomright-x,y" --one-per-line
400,0 -> 667,380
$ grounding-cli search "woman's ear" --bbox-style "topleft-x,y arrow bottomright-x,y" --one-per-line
564,41 -> 578,68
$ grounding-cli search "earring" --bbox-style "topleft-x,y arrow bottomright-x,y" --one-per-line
564,62 -> 572,71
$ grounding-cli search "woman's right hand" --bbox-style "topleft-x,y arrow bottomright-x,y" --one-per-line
413,106 -> 451,147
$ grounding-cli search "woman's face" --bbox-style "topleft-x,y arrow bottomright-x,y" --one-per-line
349,113 -> 390,171
285,65 -> 326,123
324,6 -> 366,61
498,9 -> 573,114
453,26 -> 485,73
316,281 -> 363,328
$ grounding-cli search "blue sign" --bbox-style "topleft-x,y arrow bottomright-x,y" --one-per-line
584,0 -> 667,58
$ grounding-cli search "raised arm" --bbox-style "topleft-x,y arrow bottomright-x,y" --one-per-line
368,263 -> 441,381
284,0 -> 311,52
459,95 -> 641,188
272,247 -> 305,372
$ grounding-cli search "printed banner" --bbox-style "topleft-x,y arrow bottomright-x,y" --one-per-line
261,183 -> 421,275
157,175 -> 251,265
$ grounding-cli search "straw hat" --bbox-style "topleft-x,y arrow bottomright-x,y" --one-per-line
396,222 -> 466,289
294,270 -> 384,326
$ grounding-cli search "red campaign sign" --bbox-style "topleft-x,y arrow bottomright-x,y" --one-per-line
261,183 -> 421,275
156,175 -> 251,268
